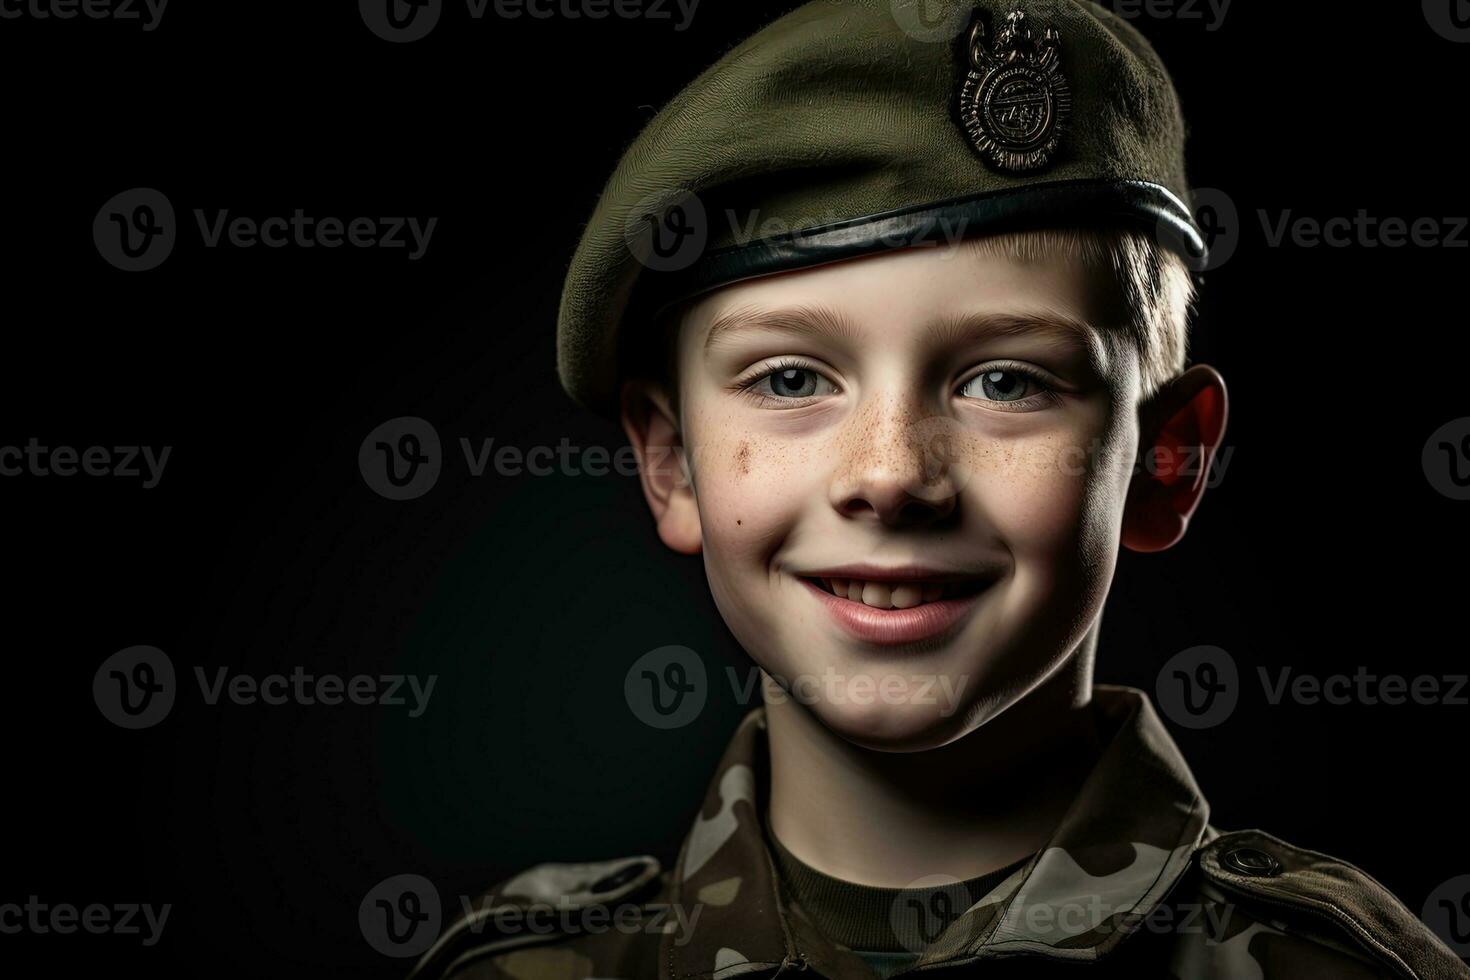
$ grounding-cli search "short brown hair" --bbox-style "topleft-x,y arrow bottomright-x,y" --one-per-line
961,226 -> 1197,403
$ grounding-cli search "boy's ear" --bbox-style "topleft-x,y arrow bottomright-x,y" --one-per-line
1121,364 -> 1229,554
620,380 -> 702,556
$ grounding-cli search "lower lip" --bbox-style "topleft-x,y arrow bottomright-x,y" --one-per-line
798,577 -> 984,646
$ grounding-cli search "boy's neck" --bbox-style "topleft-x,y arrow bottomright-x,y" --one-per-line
763,629 -> 1105,888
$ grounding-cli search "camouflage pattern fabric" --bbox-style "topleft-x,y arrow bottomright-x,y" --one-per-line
409,685 -> 1468,979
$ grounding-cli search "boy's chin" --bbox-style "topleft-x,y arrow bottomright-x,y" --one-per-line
804,698 -> 977,754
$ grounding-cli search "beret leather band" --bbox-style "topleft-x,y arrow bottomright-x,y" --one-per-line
640,176 -> 1209,319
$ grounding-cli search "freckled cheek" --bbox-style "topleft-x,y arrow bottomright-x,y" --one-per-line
690,438 -> 824,561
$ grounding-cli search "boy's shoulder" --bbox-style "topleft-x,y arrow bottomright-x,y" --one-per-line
406,828 -> 1466,980
404,853 -> 672,980
1172,823 -> 1467,979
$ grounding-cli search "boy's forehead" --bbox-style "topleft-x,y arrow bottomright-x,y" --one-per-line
679,241 -> 1125,350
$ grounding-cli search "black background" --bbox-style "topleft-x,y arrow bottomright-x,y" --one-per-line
2,1 -> 1468,976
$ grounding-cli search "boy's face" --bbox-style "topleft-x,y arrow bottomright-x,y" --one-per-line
626,240 -> 1213,751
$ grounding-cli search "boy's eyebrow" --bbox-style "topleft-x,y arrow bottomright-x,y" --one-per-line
704,302 -> 1106,361
933,309 -> 1112,377
930,309 -> 1106,352
704,303 -> 863,351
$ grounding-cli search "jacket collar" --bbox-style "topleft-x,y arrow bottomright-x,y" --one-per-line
662,684 -> 1211,979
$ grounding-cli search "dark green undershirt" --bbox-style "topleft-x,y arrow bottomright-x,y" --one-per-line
767,824 -> 1034,979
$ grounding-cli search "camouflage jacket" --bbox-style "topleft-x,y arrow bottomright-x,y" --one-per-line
408,685 -> 1467,979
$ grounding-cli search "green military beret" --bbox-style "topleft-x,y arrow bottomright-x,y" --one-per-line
557,0 -> 1208,416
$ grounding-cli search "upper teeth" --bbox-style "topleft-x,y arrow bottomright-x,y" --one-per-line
821,578 -> 945,609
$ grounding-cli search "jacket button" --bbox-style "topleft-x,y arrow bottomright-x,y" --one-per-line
1221,846 -> 1282,877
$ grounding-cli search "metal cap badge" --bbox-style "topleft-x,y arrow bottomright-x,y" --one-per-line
959,8 -> 1071,173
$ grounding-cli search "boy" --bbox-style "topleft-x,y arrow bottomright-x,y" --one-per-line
410,1 -> 1468,977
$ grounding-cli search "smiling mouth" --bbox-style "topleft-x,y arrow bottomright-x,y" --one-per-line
796,572 -> 993,645
801,576 -> 990,610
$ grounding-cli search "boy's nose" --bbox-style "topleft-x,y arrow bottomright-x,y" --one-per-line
828,400 -> 961,526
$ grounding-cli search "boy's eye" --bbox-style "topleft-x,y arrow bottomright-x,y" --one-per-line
750,366 -> 835,400
958,368 -> 1048,404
